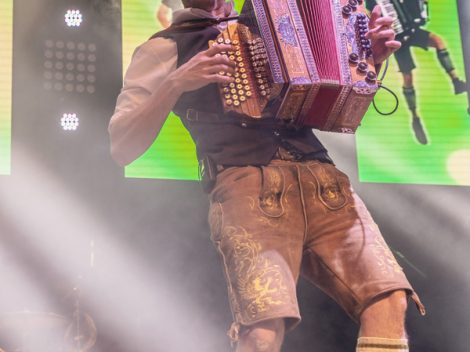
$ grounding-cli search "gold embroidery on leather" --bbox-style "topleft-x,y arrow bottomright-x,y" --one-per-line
371,235 -> 403,275
308,165 -> 347,210
222,225 -> 291,321
259,167 -> 285,218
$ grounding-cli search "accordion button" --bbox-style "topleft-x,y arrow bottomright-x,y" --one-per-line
358,62 -> 368,73
349,0 -> 358,5
366,71 -> 377,83
246,91 -> 253,97
226,99 -> 233,106
233,40 -> 239,45
217,38 -> 224,44
225,39 -> 231,45
240,96 -> 247,102
234,100 -> 241,107
342,5 -> 352,16
349,53 -> 359,65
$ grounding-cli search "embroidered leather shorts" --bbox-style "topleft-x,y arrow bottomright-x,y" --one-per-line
208,160 -> 425,340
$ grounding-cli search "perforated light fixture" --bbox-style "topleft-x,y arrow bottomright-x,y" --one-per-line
61,113 -> 79,131
43,40 -> 97,94
65,9 -> 83,27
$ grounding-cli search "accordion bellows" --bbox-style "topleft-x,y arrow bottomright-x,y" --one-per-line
211,0 -> 379,133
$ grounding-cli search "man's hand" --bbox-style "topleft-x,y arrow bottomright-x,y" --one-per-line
366,5 -> 402,65
169,44 -> 236,94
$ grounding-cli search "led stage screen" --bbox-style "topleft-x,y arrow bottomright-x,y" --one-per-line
0,0 -> 13,175
122,0 -> 469,185
357,0 -> 470,186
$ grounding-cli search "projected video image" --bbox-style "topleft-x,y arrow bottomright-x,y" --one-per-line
0,0 -> 13,175
122,0 -> 469,186
357,0 -> 470,186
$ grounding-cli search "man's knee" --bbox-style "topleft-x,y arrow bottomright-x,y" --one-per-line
360,290 -> 408,338
363,290 -> 408,318
238,319 -> 285,352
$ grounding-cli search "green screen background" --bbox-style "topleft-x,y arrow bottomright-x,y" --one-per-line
122,0 -> 470,185
0,0 -> 13,175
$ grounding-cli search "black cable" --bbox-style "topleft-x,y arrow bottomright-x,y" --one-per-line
373,84 -> 400,116
373,58 -> 400,116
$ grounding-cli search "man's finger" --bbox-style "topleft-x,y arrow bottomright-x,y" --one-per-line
369,5 -> 382,27
206,64 -> 237,74
366,29 -> 396,41
209,74 -> 235,85
385,40 -> 402,50
207,54 -> 237,67
205,43 -> 234,57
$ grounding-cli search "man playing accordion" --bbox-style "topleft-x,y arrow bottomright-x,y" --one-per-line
109,0 -> 425,350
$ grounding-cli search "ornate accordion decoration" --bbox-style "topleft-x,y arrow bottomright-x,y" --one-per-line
375,0 -> 428,43
211,0 -> 380,133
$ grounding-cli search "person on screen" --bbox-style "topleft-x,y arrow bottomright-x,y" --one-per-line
156,0 -> 184,28
366,0 -> 467,145
109,1 -> 425,351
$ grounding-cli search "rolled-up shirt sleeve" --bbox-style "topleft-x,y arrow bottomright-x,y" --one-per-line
112,37 -> 178,120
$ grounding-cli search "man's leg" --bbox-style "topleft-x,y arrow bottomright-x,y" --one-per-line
428,32 -> 467,94
402,72 -> 428,145
237,319 -> 285,352
357,290 -> 409,352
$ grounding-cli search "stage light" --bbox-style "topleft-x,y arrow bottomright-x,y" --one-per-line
61,113 -> 79,131
43,40 -> 97,94
65,10 -> 83,27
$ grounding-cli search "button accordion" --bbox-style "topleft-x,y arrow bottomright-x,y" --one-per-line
375,0 -> 428,42
210,0 -> 379,133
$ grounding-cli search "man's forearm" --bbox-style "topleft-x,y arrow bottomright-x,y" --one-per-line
109,76 -> 182,167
